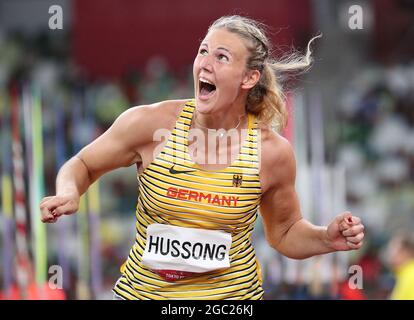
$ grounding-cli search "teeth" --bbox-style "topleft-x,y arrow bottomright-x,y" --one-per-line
200,78 -> 214,85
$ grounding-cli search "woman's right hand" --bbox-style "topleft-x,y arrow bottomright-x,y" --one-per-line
40,194 -> 80,223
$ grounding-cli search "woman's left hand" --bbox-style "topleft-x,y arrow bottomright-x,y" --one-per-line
327,212 -> 365,251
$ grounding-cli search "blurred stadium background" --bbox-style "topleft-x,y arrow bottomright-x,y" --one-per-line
0,0 -> 413,300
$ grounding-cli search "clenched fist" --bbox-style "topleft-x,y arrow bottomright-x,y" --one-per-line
327,211 -> 365,251
40,194 -> 79,223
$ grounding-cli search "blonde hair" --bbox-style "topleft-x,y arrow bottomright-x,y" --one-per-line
208,15 -> 320,131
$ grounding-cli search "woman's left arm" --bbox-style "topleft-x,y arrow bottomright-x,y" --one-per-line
259,136 -> 364,259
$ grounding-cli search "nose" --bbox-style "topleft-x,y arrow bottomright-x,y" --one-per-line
199,54 -> 213,73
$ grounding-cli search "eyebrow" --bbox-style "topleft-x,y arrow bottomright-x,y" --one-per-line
200,43 -> 233,56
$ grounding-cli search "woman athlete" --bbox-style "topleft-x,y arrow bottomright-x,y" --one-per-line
40,16 -> 364,300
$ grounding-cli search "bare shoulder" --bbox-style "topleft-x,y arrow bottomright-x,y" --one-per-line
259,125 -> 296,192
112,99 -> 188,143
77,99 -> 190,170
118,99 -> 187,129
260,126 -> 296,167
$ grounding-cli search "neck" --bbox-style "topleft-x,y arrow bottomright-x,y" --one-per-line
193,100 -> 247,131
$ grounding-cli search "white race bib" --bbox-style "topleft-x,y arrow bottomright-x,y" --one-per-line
142,224 -> 232,273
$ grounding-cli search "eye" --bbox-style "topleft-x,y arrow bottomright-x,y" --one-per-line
199,48 -> 208,56
218,54 -> 229,62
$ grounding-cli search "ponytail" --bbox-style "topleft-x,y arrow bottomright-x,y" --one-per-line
246,63 -> 287,130
247,34 -> 321,131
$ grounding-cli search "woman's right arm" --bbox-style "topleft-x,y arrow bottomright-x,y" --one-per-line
40,105 -> 150,223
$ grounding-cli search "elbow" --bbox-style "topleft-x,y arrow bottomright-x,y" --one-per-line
282,252 -> 312,260
271,245 -> 310,260
267,237 -> 312,260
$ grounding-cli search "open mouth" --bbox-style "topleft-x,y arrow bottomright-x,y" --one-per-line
199,78 -> 216,100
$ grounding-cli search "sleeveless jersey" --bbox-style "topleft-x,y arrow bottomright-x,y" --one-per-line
112,100 -> 264,300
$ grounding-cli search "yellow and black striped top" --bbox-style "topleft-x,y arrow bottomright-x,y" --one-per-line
113,100 -> 264,300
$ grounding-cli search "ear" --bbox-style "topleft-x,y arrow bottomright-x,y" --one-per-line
241,69 -> 261,90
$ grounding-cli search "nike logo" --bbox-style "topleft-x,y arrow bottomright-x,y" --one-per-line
169,165 -> 195,174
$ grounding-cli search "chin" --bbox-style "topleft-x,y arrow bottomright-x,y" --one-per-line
195,96 -> 218,114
